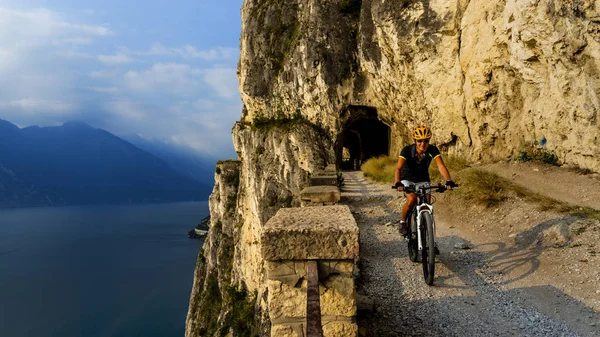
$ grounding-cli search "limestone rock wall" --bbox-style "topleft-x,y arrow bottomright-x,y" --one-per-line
239,0 -> 600,170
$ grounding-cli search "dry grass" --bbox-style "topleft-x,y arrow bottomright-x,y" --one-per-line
360,155 -> 397,183
429,156 -> 470,183
512,185 -> 600,220
451,169 -> 510,207
452,168 -> 600,219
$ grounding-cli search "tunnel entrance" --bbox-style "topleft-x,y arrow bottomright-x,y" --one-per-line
336,106 -> 390,170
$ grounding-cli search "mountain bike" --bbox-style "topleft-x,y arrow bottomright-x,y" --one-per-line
392,183 -> 457,285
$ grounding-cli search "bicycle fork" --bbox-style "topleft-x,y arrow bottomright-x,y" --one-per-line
415,204 -> 435,251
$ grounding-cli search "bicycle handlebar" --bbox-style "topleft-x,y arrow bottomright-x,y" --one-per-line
391,183 -> 459,194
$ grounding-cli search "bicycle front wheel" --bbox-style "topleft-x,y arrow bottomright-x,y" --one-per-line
421,212 -> 435,285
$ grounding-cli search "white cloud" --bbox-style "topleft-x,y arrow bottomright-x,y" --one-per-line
58,50 -> 92,59
0,98 -> 75,113
193,99 -> 220,111
0,8 -> 112,43
97,53 -> 133,65
107,100 -> 146,120
0,6 -> 112,119
124,63 -> 201,95
56,37 -> 94,45
89,70 -> 118,79
88,86 -> 120,94
201,67 -> 239,99
141,43 -> 238,61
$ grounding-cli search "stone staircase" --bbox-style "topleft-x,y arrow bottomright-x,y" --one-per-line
261,165 -> 359,337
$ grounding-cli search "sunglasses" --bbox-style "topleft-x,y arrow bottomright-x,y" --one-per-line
416,139 -> 430,144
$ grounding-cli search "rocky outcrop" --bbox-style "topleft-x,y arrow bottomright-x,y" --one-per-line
187,1 -> 600,336
239,0 -> 600,170
186,122 -> 333,336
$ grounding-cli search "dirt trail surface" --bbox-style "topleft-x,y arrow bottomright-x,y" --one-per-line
479,162 -> 600,210
340,167 -> 600,337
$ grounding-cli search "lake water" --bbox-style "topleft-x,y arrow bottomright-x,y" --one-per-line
0,201 -> 207,337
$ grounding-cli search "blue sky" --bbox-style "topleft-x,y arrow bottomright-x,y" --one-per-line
0,0 -> 243,158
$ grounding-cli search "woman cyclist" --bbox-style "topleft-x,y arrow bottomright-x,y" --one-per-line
394,125 -> 456,238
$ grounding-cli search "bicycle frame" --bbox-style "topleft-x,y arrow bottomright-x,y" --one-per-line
415,202 -> 434,251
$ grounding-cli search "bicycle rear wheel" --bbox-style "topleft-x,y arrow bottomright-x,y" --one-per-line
421,212 -> 435,285
407,211 -> 418,262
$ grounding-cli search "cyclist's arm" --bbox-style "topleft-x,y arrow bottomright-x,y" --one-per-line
395,156 -> 405,190
434,156 -> 452,181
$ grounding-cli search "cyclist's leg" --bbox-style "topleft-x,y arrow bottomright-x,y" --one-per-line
401,180 -> 417,219
400,180 -> 416,236
401,193 -> 416,221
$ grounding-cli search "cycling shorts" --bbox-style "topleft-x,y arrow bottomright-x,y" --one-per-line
401,180 -> 431,195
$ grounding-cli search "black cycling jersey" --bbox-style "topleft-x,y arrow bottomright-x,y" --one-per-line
399,144 -> 441,182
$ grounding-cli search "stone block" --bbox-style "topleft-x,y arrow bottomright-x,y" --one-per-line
262,205 -> 359,260
271,323 -> 304,337
322,322 -> 358,337
310,175 -> 338,186
320,275 -> 356,317
319,164 -> 337,176
318,260 -> 355,279
268,279 -> 307,322
300,186 -> 340,204
266,261 -> 304,286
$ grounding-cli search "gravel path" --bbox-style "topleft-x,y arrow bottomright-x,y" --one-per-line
340,171 -> 599,337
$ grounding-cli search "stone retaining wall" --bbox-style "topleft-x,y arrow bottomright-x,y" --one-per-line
261,205 -> 359,337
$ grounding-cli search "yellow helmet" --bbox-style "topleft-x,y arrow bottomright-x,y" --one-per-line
412,125 -> 432,140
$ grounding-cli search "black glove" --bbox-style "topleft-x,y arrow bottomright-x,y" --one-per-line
445,180 -> 457,188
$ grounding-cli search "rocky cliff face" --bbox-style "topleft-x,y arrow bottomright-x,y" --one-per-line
186,124 -> 333,336
187,0 -> 600,335
240,0 -> 600,169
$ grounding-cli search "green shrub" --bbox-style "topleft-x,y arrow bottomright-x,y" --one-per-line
517,148 -> 560,166
252,112 -> 304,130
222,285 -> 258,337
198,273 -> 222,336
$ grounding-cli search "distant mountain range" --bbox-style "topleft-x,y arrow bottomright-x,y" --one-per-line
122,133 -> 217,185
0,119 -> 214,208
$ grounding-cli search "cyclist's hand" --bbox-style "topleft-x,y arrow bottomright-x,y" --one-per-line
395,182 -> 404,192
445,180 -> 456,190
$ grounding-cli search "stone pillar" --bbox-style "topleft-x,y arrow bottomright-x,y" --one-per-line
262,205 -> 359,337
